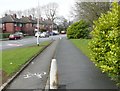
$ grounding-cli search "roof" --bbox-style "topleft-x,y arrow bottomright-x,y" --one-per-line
20,17 -> 32,23
31,19 -> 37,24
43,20 -> 52,25
2,15 -> 15,23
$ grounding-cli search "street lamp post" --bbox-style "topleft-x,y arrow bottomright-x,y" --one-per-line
36,0 -> 40,46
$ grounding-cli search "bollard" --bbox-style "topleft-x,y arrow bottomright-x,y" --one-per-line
50,59 -> 58,89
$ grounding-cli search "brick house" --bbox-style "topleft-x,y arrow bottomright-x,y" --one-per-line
1,14 -> 35,35
1,14 -> 58,35
42,19 -> 58,32
20,16 -> 35,35
2,14 -> 23,33
2,14 -> 15,33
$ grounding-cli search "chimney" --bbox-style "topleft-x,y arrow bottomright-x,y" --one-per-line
22,16 -> 24,18
29,15 -> 32,20
13,14 -> 17,19
5,14 -> 8,16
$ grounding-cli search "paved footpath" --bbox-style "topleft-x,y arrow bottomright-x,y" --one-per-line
55,39 -> 118,89
5,40 -> 59,90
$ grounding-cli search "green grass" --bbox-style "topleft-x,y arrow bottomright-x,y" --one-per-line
70,39 -> 91,58
0,52 -> 2,69
1,41 -> 51,76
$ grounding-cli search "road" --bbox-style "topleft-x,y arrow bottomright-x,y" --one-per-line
3,36 -> 118,90
2,35 -> 66,90
0,34 -> 66,50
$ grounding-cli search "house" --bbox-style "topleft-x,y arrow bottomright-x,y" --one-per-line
1,14 -> 58,35
2,14 -> 16,33
1,14 -> 35,35
43,19 -> 58,32
20,16 -> 35,35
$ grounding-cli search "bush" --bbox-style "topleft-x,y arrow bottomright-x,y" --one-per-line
89,2 -> 120,86
0,33 -> 10,39
67,20 -> 90,39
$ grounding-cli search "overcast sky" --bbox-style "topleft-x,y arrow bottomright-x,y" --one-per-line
0,0 -> 75,19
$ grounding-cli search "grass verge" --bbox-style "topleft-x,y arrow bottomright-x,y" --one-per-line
70,39 -> 91,58
0,41 -> 51,84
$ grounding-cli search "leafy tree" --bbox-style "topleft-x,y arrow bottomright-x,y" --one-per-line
67,20 -> 90,39
89,2 -> 120,86
72,1 -> 110,26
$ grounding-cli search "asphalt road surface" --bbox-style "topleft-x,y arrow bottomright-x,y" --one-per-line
55,39 -> 118,89
0,34 -> 66,50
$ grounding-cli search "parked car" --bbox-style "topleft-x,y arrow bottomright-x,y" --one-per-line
52,30 -> 59,35
40,32 -> 49,38
9,34 -> 21,40
35,32 -> 41,37
15,32 -> 24,38
61,30 -> 66,34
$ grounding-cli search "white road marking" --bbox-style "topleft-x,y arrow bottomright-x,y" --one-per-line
23,72 -> 46,79
8,44 -> 23,46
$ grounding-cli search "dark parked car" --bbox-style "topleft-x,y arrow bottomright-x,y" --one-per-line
9,34 -> 21,40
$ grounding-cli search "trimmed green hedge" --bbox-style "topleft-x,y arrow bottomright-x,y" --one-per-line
0,33 -> 10,39
89,2 -> 120,86
67,20 -> 90,39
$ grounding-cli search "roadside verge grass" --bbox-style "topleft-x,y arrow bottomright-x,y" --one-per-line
70,39 -> 91,58
0,41 -> 51,84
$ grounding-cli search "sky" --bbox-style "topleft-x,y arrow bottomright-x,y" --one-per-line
0,0 -> 75,19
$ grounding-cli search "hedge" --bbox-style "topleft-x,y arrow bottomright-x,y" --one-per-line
0,33 -> 10,39
67,20 -> 90,39
89,2 -> 120,86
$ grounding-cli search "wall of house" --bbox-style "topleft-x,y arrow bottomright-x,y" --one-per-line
24,23 -> 34,35
6,23 -> 14,33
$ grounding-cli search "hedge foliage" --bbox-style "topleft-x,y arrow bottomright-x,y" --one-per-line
0,33 -> 10,39
67,20 -> 90,39
89,2 -> 120,86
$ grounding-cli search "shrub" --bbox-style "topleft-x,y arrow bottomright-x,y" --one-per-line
67,20 -> 90,39
89,2 -> 120,86
0,33 -> 10,39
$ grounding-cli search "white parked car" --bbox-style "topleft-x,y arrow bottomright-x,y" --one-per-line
40,32 -> 46,38
52,30 -> 59,35
35,32 -> 41,37
15,32 -> 24,38
40,32 -> 49,38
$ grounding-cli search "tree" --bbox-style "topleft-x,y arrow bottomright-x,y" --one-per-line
56,16 -> 70,32
43,2 -> 58,30
72,0 -> 110,26
29,8 -> 37,19
16,10 -> 22,18
44,3 -> 58,22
